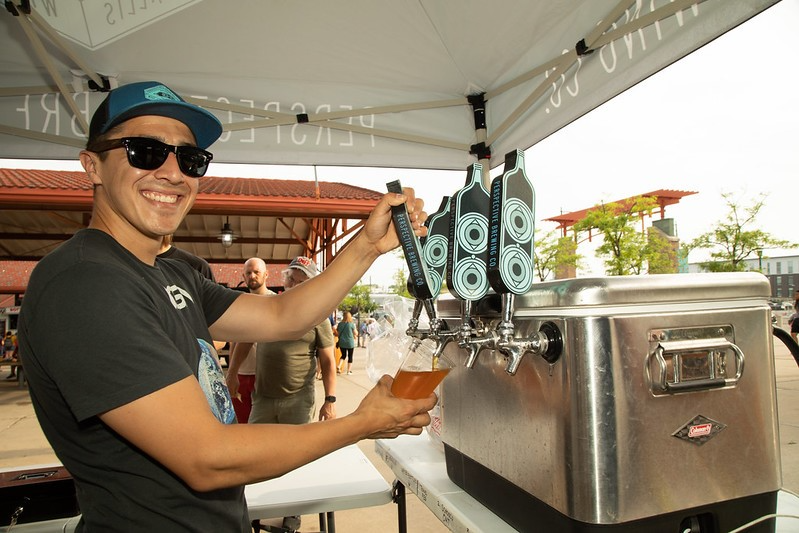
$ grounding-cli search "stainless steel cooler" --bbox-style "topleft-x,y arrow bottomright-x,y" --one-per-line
438,272 -> 781,532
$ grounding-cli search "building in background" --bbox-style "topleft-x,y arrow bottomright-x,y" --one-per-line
688,254 -> 799,300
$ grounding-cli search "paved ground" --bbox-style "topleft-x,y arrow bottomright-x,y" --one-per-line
2,334 -> 797,531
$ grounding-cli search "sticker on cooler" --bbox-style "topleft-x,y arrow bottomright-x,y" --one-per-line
688,423 -> 713,438
672,414 -> 726,446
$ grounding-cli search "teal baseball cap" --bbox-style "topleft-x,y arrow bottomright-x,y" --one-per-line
89,81 -> 223,149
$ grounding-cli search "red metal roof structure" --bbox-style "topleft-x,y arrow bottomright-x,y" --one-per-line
0,168 -> 383,293
544,189 -> 698,237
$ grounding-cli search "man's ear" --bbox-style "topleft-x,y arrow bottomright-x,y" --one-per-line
79,150 -> 103,186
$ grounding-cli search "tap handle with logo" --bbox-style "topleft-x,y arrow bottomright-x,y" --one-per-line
419,195 -> 451,300
387,180 -> 434,301
487,149 -> 536,295
446,163 -> 490,302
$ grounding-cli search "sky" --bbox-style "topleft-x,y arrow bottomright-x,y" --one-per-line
2,0 -> 797,290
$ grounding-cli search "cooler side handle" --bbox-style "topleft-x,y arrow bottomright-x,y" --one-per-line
651,338 -> 745,393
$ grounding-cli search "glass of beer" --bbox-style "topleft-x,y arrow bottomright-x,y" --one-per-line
391,338 -> 454,400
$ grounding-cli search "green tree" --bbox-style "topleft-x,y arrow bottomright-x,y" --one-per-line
339,283 -> 377,315
573,195 -> 673,276
534,229 -> 583,281
389,268 -> 412,298
685,192 -> 794,272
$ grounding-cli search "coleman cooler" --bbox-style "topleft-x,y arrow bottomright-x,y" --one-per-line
438,272 -> 781,532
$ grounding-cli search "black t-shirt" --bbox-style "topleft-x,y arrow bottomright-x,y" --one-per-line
157,245 -> 216,282
19,229 -> 248,532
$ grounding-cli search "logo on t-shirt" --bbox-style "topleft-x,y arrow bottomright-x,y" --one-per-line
164,285 -> 194,310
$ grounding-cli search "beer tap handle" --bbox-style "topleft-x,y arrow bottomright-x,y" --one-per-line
422,196 -> 452,300
446,164 -> 490,302
440,165 -> 491,367
387,179 -> 435,301
488,149 -> 536,296
418,196 -> 451,331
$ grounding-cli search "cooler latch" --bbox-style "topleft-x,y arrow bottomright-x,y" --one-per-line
647,326 -> 744,395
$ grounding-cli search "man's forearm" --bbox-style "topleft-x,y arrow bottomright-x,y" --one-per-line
228,342 -> 252,375
279,234 -> 380,338
320,348 -> 337,397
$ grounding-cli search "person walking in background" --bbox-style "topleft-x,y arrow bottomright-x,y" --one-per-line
332,315 -> 343,374
2,331 -> 13,360
789,300 -> 799,343
226,257 -> 274,423
359,319 -> 368,347
367,317 -> 380,342
3,331 -> 18,379
336,311 -> 358,375
18,80 -> 433,531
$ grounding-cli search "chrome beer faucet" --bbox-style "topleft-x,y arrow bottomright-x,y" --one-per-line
405,298 -> 459,358
495,294 -> 523,373
444,299 -> 488,368
495,293 -> 562,374
453,293 -> 562,375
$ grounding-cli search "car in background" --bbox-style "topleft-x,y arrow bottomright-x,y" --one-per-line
769,301 -> 794,329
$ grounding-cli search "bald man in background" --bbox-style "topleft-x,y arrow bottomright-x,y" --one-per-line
227,257 -> 274,423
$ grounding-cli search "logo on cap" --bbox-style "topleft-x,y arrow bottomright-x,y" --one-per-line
295,257 -> 313,268
144,85 -> 181,103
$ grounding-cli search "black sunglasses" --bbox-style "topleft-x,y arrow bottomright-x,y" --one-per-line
90,137 -> 213,178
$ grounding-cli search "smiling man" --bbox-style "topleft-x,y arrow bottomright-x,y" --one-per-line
18,81 -> 433,532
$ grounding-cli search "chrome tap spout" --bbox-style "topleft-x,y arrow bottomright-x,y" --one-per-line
497,337 -> 524,375
496,293 -> 523,374
494,293 -> 564,374
405,297 -> 460,361
461,331 -> 495,368
406,299 -> 424,336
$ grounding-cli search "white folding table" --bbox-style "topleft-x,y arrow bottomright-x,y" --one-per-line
377,433 -> 799,533
246,444 -> 394,532
6,446 -> 395,533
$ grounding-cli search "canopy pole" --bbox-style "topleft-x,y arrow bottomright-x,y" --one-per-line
485,0 -> 711,148
468,93 -> 491,187
0,124 -> 85,148
25,7 -> 105,89
190,96 -> 467,123
11,11 -> 90,134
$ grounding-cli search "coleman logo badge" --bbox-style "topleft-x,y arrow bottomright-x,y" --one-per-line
673,415 -> 726,446
688,423 -> 712,438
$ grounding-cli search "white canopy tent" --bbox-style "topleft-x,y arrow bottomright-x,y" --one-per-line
0,0 -> 781,173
